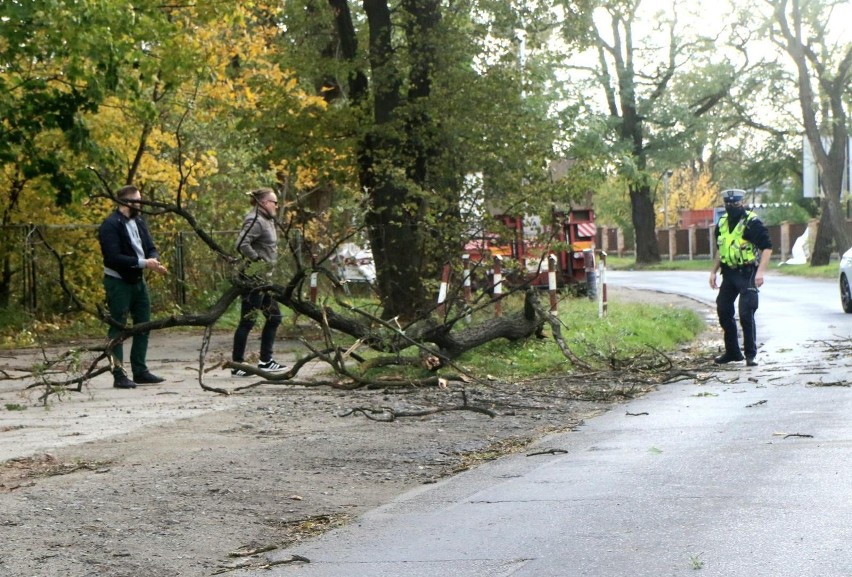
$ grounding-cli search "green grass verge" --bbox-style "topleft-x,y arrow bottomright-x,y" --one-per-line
605,256 -> 711,271
454,298 -> 705,379
354,293 -> 705,382
772,262 -> 838,279
607,255 -> 839,279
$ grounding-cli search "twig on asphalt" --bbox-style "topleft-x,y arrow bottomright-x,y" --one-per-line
526,448 -> 568,457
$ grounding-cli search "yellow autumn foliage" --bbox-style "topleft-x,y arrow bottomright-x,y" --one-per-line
656,168 -> 719,228
1,1 -> 359,324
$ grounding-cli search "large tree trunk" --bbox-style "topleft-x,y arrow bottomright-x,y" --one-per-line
610,12 -> 661,266
359,0 -> 451,320
622,108 -> 660,264
772,0 -> 852,262
630,184 -> 661,264
811,202 -> 834,265
808,116 -> 851,265
361,0 -> 429,320
399,0 -> 461,291
328,0 -> 368,99
0,178 -> 26,307
281,275 -> 544,360
0,249 -> 11,308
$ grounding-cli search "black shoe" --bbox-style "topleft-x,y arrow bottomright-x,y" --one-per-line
746,357 -> 758,367
113,374 -> 137,389
714,353 -> 745,364
133,371 -> 165,384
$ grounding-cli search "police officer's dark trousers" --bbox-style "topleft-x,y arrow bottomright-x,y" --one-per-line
716,266 -> 759,359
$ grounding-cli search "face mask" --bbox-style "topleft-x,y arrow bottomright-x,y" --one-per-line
128,207 -> 140,218
725,205 -> 745,219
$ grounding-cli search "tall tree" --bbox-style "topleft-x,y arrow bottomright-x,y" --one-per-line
279,0 -> 575,320
768,0 -> 852,261
0,1 -> 329,309
557,0 -> 758,264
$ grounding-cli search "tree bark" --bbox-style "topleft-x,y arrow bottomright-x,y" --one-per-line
0,177 -> 26,308
630,184 -> 660,264
811,202 -> 834,265
280,273 -> 544,361
599,7 -> 662,265
360,0 -> 445,320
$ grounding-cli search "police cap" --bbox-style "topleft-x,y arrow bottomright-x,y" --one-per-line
721,189 -> 745,203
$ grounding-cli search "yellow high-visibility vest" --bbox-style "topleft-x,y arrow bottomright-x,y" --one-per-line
717,212 -> 758,267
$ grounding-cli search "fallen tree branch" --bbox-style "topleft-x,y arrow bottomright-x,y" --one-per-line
212,554 -> 310,574
526,448 -> 568,457
339,390 -> 497,422
527,296 -> 593,371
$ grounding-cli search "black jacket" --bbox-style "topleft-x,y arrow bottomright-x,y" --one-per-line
98,210 -> 159,283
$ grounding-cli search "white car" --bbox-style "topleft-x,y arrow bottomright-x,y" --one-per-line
841,246 -> 852,313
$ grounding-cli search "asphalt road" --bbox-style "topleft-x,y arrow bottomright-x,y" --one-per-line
241,270 -> 852,577
605,270 -> 851,378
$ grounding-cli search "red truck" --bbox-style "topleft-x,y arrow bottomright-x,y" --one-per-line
464,207 -> 597,290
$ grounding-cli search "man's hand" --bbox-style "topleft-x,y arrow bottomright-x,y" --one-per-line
709,271 -> 718,290
145,258 -> 168,275
754,248 -> 772,288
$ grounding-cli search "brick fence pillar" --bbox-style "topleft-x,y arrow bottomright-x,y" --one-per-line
709,225 -> 716,261
688,226 -> 696,261
668,228 -> 676,261
600,227 -> 610,254
780,221 -> 791,263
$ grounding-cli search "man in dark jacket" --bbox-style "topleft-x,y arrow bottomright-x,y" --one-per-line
98,185 -> 168,389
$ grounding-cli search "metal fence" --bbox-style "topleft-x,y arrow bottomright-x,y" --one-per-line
0,224 -> 251,316
597,219 -> 851,262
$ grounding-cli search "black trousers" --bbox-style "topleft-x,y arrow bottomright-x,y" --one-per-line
232,289 -> 282,363
716,266 -> 759,358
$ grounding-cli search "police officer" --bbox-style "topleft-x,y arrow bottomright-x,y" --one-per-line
709,189 -> 773,367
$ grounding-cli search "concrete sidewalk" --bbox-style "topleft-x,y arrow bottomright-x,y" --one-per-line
0,332 -> 321,462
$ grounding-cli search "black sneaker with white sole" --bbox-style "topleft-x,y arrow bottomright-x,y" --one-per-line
231,368 -> 249,377
258,359 -> 286,372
